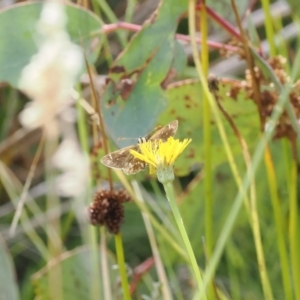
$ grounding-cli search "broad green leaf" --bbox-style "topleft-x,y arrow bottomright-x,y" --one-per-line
0,235 -> 20,300
100,0 -> 187,147
101,35 -> 175,147
0,2 -> 102,87
109,0 -> 187,82
159,80 -> 260,175
173,41 -> 187,77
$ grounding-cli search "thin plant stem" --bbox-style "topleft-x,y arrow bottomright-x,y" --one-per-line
83,57 -> 113,191
198,75 -> 294,300
76,87 -> 90,156
132,180 -> 172,300
115,233 -> 131,300
96,0 -> 127,48
226,243 -> 241,300
76,87 -> 102,300
124,0 -> 136,30
216,87 -> 273,300
45,136 -> 63,300
98,23 -> 239,52
289,153 -> 300,300
199,3 -> 213,257
160,243 -> 184,300
90,0 -> 113,64
189,3 -> 246,292
200,4 -> 214,299
248,168 -> 274,300
261,0 -> 276,56
0,162 -> 48,260
264,146 -> 292,299
163,181 -> 207,299
101,228 -> 111,300
10,131 -> 46,235
190,3 -> 272,299
117,171 -> 189,260
188,0 -> 242,203
190,2 -> 283,298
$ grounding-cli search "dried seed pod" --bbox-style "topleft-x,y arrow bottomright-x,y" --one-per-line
88,189 -> 131,234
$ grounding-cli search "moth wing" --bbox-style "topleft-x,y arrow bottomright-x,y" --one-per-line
122,156 -> 146,175
150,120 -> 178,141
100,145 -> 137,169
100,120 -> 178,174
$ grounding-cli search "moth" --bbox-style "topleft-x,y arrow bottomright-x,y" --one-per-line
100,120 -> 178,175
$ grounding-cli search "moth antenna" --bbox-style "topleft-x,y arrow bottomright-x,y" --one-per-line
118,137 -> 138,141
117,123 -> 164,141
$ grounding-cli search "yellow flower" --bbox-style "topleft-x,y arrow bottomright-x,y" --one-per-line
130,137 -> 191,183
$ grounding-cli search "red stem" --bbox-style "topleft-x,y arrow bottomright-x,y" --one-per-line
196,4 -> 243,41
130,257 -> 154,295
102,22 -> 239,52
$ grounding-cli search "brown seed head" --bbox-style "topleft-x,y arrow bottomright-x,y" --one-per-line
88,189 -> 131,234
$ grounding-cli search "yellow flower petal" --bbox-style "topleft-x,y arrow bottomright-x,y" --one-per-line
130,137 -> 192,183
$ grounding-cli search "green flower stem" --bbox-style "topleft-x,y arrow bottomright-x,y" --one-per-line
163,181 -> 207,299
115,233 -> 131,300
